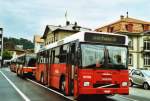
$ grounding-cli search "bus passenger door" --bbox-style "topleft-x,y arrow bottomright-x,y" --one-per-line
44,50 -> 49,85
67,43 -> 76,95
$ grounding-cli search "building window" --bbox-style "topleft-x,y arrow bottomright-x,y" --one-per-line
40,44 -> 43,48
107,26 -> 114,33
55,37 -> 58,41
125,24 -> 133,32
144,54 -> 150,66
107,27 -> 110,32
142,24 -> 149,31
128,38 -> 133,49
110,27 -> 114,32
144,40 -> 150,50
128,54 -> 133,65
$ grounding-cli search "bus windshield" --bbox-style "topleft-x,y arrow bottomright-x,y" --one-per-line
26,56 -> 36,67
81,44 -> 127,69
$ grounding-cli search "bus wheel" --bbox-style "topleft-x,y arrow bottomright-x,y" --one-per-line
60,77 -> 66,95
71,81 -> 74,95
16,69 -> 19,76
40,73 -> 44,84
21,70 -> 25,78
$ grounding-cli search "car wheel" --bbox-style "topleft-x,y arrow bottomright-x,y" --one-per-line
143,83 -> 149,90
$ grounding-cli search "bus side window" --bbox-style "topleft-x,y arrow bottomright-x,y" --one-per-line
70,43 -> 76,65
40,57 -> 43,63
59,45 -> 68,63
54,47 -> 60,63
48,50 -> 51,64
51,50 -> 55,64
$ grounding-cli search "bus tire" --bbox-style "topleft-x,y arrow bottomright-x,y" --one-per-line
21,69 -> 25,78
71,80 -> 74,95
60,76 -> 66,95
40,72 -> 44,84
16,69 -> 19,76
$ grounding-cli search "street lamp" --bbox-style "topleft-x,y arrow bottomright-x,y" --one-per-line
0,28 -> 3,68
0,28 -> 3,34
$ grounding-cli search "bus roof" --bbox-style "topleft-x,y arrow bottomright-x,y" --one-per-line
39,31 -> 128,52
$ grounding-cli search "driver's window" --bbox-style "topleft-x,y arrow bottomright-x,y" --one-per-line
135,71 -> 141,76
132,70 -> 140,76
132,71 -> 137,75
139,73 -> 144,77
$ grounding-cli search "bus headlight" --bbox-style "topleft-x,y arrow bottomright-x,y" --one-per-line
84,82 -> 90,86
122,82 -> 128,86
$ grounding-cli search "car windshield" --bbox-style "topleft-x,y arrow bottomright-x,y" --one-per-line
142,70 -> 150,77
81,44 -> 127,69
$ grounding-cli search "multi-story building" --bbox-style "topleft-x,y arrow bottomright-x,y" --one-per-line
34,35 -> 44,53
0,28 -> 3,67
95,15 -> 150,69
42,21 -> 91,46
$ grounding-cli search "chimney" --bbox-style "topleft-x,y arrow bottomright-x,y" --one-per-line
126,12 -> 129,18
75,22 -> 77,26
120,15 -> 124,20
66,21 -> 70,26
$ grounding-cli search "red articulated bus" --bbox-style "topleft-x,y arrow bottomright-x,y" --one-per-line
10,58 -> 17,72
36,31 -> 129,98
15,53 -> 37,78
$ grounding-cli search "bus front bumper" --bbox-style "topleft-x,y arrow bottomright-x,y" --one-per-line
79,88 -> 129,95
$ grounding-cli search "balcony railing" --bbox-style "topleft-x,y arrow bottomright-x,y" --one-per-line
141,47 -> 150,53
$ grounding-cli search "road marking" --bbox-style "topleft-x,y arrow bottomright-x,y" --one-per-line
117,95 -> 139,101
0,71 -> 30,101
27,79 -> 74,101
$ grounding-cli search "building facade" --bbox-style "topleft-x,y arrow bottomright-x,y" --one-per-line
42,21 -> 91,46
0,28 -> 3,67
95,15 -> 150,69
33,35 -> 44,53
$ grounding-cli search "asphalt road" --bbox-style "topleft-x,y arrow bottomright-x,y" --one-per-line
1,67 -> 150,101
0,67 -> 70,101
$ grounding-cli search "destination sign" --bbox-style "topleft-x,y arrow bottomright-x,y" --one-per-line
84,32 -> 126,45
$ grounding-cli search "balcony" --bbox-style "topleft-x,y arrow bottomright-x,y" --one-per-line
143,50 -> 150,53
143,47 -> 150,52
141,47 -> 150,55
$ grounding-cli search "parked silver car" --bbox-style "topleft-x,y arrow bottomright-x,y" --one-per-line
129,70 -> 150,90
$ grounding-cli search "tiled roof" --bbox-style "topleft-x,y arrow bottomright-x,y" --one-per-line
47,24 -> 91,32
96,16 -> 150,30
42,23 -> 91,38
122,17 -> 150,24
47,25 -> 60,32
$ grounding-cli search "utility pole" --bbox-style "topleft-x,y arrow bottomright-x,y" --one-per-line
0,28 -> 3,68
65,10 -> 68,22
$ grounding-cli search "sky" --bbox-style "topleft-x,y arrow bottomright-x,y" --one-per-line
0,0 -> 150,41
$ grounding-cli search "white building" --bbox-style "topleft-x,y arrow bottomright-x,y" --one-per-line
95,15 -> 150,69
128,31 -> 150,69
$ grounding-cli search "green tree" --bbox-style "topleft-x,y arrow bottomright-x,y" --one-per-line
4,37 -> 34,50
2,50 -> 12,60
